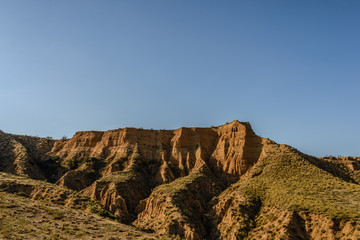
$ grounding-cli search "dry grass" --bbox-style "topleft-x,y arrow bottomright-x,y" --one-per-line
240,152 -> 360,220
0,190 -> 158,239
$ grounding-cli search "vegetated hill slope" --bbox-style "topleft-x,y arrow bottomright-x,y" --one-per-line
0,173 -> 157,239
0,121 -> 360,240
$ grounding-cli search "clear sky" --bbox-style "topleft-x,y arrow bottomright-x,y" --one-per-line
0,0 -> 359,157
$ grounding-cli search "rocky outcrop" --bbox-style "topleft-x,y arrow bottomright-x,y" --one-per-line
56,169 -> 96,191
47,120 -> 269,226
81,158 -> 152,223
0,172 -> 101,211
209,122 -> 263,180
318,156 -> 360,184
134,165 -> 223,239
49,120 -> 264,181
1,121 -> 266,184
0,131 -> 47,180
213,204 -> 360,240
10,134 -> 54,161
56,157 -> 103,191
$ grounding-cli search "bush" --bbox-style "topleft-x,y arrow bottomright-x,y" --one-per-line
61,136 -> 68,140
133,153 -> 141,160
98,209 -> 115,219
15,192 -> 29,198
61,159 -> 79,170
85,157 -> 98,167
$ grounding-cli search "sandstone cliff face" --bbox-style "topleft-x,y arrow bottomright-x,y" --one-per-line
48,121 -> 267,229
209,122 -> 263,180
49,120 -> 263,181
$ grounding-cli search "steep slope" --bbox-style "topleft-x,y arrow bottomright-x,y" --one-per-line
317,156 -> 360,184
82,156 -> 152,223
0,131 -> 51,180
211,145 -> 360,239
0,174 -> 157,240
48,120 -> 266,226
0,172 -> 102,210
134,164 -> 223,239
48,120 -> 262,180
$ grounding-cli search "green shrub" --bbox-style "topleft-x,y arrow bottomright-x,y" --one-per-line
15,191 -> 29,198
133,153 -> 141,160
61,159 -> 79,170
98,209 -> 115,219
85,157 -> 98,167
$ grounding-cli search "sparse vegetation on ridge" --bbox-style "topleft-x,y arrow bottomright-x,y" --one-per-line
240,152 -> 360,220
0,189 -> 157,239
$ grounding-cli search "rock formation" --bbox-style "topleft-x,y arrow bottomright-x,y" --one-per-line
0,121 -> 359,239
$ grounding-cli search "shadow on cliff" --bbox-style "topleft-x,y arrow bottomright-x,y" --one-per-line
0,132 -> 48,180
209,134 -> 264,184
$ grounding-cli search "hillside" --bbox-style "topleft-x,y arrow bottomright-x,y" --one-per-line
0,121 -> 359,239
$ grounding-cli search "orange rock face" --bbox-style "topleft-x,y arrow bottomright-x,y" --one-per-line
44,120 -> 270,235
50,120 -> 264,181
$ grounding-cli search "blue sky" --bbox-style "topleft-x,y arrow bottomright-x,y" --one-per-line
0,0 -> 359,157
